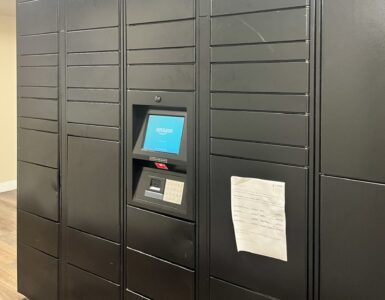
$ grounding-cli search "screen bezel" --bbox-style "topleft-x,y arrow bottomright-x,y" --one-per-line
133,109 -> 188,164
142,114 -> 185,155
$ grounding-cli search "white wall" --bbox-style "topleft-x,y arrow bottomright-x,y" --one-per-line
0,14 -> 17,190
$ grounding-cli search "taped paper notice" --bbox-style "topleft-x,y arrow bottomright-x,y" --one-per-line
231,176 -> 287,261
163,179 -> 184,205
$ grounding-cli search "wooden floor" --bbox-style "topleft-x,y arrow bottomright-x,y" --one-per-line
0,190 -> 26,300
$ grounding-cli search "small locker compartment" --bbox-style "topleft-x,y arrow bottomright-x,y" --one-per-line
127,206 -> 195,269
18,33 -> 58,56
211,0 -> 308,16
18,98 -> 58,121
18,210 -> 59,257
17,0 -> 58,36
211,7 -> 308,46
126,0 -> 194,24
18,161 -> 59,221
210,278 -> 277,300
67,27 -> 119,53
67,136 -> 120,242
210,156 -> 308,300
18,244 -> 58,300
66,265 -> 120,300
18,129 -> 58,168
211,110 -> 308,147
126,248 -> 195,300
66,0 -> 119,31
67,102 -> 120,127
320,176 -> 385,300
67,66 -> 119,89
18,66 -> 58,88
67,228 -> 120,283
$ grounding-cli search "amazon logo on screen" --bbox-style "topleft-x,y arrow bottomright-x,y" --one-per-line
156,128 -> 174,135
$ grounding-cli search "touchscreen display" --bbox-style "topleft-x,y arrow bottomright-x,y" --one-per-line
143,115 -> 185,155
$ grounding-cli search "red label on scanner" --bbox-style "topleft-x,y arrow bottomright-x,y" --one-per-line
155,162 -> 168,170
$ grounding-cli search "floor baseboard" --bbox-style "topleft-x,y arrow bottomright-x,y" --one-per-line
0,180 -> 17,193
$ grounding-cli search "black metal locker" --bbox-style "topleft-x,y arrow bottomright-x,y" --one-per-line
319,0 -> 385,299
17,0 -> 60,299
64,0 -> 122,296
206,1 -> 312,299
15,0 -> 385,299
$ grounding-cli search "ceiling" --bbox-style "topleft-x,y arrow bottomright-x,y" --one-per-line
0,0 -> 15,17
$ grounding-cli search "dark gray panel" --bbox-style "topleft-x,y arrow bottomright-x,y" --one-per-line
126,290 -> 150,300
18,33 -> 58,55
126,206 -> 195,269
211,93 -> 308,113
127,48 -> 195,64
66,265 -> 120,300
17,0 -> 58,35
67,28 -> 119,52
18,118 -> 58,133
67,102 -> 120,127
67,137 -> 120,242
211,110 -> 308,146
19,86 -> 58,99
67,88 -> 120,102
18,210 -> 59,257
68,52 -> 120,66
210,156 -> 307,299
127,20 -> 195,49
211,62 -> 309,93
211,42 -> 309,62
321,0 -> 385,182
67,66 -> 119,89
18,54 -> 58,67
320,176 -> 385,300
67,228 -> 120,283
212,0 -> 308,16
127,65 -> 195,91
67,0 -> 119,30
126,248 -> 195,300
18,66 -> 58,87
211,8 -> 308,45
67,88 -> 119,103
67,124 -> 120,141
18,129 -> 58,168
18,99 -> 58,120
18,244 -> 58,300
126,0 -> 194,24
18,161 -> 59,221
210,278 -> 277,300
211,139 -> 308,166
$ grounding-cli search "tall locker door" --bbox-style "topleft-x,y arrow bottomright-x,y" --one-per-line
207,1 -> 313,299
17,0 -> 60,299
64,0 -> 122,299
320,1 -> 385,299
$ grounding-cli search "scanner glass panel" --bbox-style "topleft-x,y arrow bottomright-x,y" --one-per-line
143,115 -> 185,155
